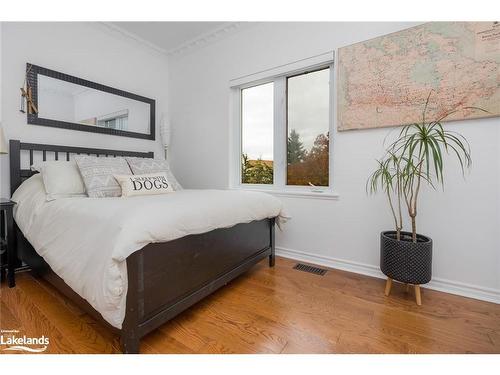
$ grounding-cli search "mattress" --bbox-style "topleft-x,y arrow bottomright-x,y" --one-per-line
12,174 -> 286,328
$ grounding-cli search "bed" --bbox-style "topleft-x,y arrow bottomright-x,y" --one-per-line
9,140 -> 280,353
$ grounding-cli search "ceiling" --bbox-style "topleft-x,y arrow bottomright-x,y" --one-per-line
111,22 -> 229,54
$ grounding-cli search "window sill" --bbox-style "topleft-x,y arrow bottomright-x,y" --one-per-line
233,187 -> 340,200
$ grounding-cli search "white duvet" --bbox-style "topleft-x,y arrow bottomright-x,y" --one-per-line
12,175 -> 286,328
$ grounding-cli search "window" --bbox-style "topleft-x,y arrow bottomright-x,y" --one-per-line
287,68 -> 330,186
241,83 -> 274,184
235,63 -> 332,193
96,110 -> 129,130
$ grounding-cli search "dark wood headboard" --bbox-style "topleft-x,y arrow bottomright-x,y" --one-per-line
9,140 -> 154,196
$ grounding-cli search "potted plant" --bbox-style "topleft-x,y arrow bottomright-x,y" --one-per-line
368,93 -> 483,305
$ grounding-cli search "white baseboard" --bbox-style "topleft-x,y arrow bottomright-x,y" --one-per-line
276,246 -> 500,304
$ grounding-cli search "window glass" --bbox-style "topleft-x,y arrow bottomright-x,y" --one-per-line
286,68 -> 330,186
241,82 -> 274,184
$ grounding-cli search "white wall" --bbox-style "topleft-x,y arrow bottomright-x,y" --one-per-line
168,22 -> 500,302
0,22 -> 168,197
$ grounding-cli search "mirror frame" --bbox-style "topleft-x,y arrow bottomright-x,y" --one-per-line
26,63 -> 155,140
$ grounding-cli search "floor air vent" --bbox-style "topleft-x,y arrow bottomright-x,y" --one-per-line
293,263 -> 327,276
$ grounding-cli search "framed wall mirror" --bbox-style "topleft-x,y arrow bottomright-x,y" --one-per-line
26,63 -> 155,140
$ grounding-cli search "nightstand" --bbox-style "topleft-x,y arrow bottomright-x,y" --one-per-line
0,199 -> 17,287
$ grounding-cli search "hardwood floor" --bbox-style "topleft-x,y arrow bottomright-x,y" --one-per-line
1,256 -> 499,354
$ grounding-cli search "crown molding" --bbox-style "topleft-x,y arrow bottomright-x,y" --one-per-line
95,22 -> 252,59
95,22 -> 169,58
166,22 -> 251,57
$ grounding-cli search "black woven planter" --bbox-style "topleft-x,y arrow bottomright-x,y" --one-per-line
380,231 -> 432,285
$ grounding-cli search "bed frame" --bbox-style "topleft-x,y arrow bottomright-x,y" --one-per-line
9,140 -> 276,354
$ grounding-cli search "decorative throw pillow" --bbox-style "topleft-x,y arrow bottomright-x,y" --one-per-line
114,172 -> 175,197
31,160 -> 87,201
125,157 -> 183,191
74,156 -> 131,198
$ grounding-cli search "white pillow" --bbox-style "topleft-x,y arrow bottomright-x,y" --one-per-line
31,160 -> 86,201
114,172 -> 175,197
11,174 -> 48,233
125,157 -> 183,191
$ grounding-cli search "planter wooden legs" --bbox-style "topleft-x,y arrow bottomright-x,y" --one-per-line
415,285 -> 422,306
384,278 -> 422,306
384,278 -> 392,296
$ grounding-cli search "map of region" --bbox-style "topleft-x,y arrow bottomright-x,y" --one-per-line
337,22 -> 500,131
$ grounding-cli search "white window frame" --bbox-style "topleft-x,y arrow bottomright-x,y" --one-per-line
229,52 -> 338,200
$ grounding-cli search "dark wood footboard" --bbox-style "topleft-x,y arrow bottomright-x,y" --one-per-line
121,218 -> 275,353
14,218 -> 275,354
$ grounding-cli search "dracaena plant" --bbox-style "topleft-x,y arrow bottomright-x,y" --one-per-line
368,92 -> 485,243
367,152 -> 404,240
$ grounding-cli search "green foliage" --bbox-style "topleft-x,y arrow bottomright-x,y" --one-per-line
367,152 -> 404,240
241,153 -> 273,184
242,130 -> 329,186
241,153 -> 250,182
368,153 -> 399,196
287,129 -> 306,164
368,92 -> 483,242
